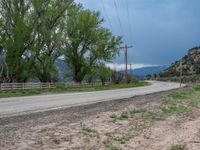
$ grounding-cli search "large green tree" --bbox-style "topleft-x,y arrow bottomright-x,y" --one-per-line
31,0 -> 73,82
0,0 -> 34,82
0,0 -> 74,82
64,7 -> 122,83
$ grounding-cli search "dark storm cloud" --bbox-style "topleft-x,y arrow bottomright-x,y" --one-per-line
75,0 -> 200,65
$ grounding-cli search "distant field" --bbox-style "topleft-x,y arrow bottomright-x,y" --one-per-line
0,81 -> 148,98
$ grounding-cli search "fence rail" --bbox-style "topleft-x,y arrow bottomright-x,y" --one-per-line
0,83 -> 55,90
0,82 -> 111,91
65,82 -> 111,88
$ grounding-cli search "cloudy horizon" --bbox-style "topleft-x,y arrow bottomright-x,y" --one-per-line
75,0 -> 200,67
106,63 -> 161,71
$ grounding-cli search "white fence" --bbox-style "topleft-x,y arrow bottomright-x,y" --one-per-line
0,83 -> 55,90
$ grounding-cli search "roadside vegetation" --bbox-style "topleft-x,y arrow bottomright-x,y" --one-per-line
0,81 -> 148,98
0,0 -> 122,84
73,85 -> 200,149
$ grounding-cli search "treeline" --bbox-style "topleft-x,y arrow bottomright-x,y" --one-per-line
0,0 -> 122,83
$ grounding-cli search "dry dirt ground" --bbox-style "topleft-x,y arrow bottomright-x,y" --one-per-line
0,90 -> 200,150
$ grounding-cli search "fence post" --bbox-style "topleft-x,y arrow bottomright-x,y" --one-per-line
48,82 -> 50,88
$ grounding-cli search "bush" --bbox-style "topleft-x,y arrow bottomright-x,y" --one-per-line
112,71 -> 123,84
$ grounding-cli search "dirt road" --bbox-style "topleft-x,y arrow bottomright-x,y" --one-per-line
1,89 -> 200,150
0,81 -> 181,117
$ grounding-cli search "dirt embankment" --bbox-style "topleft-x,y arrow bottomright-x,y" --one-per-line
0,90 -> 200,150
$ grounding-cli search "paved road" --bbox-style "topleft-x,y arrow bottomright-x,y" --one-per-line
0,81 -> 181,117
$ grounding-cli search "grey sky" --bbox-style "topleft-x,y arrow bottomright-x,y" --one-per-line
75,0 -> 200,66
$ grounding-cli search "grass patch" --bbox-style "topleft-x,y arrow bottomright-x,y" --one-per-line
161,87 -> 200,116
37,137 -> 43,147
110,109 -> 146,122
169,91 -> 189,99
103,137 -> 118,150
147,112 -> 157,120
120,112 -> 129,119
110,112 -> 129,122
95,81 -> 148,91
194,84 -> 200,91
170,144 -> 185,150
111,121 -> 150,146
82,127 -> 100,139
53,138 -> 60,145
161,106 -> 189,117
0,89 -> 42,98
129,108 -> 146,114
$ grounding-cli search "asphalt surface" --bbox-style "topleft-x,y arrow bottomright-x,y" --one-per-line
0,81 -> 181,117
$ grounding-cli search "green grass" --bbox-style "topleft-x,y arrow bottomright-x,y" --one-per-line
0,81 -> 148,98
161,106 -> 189,117
82,127 -> 100,139
53,138 -> 60,145
0,89 -> 42,98
103,137 -> 119,150
110,112 -> 129,122
95,81 -> 148,91
147,112 -> 157,120
170,144 -> 185,150
156,85 -> 200,118
129,108 -> 146,114
110,109 -> 147,122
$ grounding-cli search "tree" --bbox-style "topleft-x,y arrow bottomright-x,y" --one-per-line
0,46 -> 9,82
31,0 -> 73,82
63,6 -> 122,83
0,0 -> 34,82
97,64 -> 112,85
0,0 -> 74,82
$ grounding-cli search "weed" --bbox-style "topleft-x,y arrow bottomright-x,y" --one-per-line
53,138 -> 60,145
110,112 -> 129,122
194,85 -> 200,91
119,112 -> 129,120
129,109 -> 146,114
103,138 -> 118,150
147,112 -> 157,120
170,144 -> 185,150
169,91 -> 188,99
95,81 -> 148,91
82,127 -> 100,139
115,135 -> 129,144
37,138 -> 43,146
110,114 -> 118,122
161,106 -> 189,117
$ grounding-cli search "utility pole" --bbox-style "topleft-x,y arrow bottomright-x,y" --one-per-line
120,44 -> 133,84
130,64 -> 132,74
180,60 -> 183,88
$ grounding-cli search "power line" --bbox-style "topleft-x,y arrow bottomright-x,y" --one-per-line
125,0 -> 133,44
100,0 -> 113,30
113,0 -> 124,37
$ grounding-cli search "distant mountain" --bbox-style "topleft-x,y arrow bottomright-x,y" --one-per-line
55,59 -> 69,80
131,65 -> 168,79
160,46 -> 200,77
119,65 -> 168,79
55,59 -> 168,80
